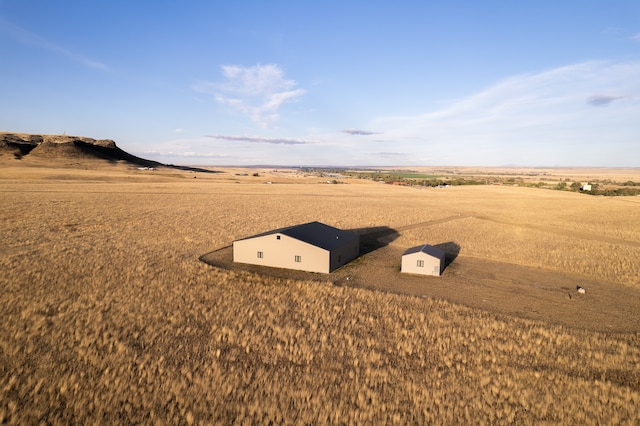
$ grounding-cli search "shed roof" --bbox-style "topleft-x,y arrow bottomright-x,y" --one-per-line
236,221 -> 358,251
403,244 -> 445,259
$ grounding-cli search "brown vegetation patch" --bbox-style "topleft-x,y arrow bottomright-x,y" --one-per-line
201,237 -> 640,334
2,164 -> 639,423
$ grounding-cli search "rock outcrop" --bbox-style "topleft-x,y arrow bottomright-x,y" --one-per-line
0,132 -> 160,167
0,132 -> 218,173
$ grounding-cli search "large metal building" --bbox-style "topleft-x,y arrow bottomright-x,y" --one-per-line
233,221 -> 359,273
401,244 -> 445,276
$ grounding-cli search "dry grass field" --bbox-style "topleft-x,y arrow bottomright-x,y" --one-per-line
1,159 -> 640,424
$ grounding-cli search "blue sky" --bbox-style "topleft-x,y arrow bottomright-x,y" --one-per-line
1,1 -> 639,166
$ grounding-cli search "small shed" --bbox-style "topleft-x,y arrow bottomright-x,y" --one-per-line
401,244 -> 445,276
233,221 -> 359,273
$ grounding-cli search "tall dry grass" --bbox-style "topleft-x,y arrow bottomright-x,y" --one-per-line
401,216 -> 640,287
1,171 -> 639,423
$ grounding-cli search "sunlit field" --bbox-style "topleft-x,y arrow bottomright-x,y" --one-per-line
1,162 -> 639,424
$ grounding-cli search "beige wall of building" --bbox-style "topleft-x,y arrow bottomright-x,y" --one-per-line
401,247 -> 444,276
233,222 -> 359,274
232,233 -> 326,273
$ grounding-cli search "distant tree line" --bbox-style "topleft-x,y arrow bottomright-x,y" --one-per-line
312,170 -> 640,196
554,180 -> 640,196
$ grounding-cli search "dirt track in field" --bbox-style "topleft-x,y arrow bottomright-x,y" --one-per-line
201,214 -> 640,334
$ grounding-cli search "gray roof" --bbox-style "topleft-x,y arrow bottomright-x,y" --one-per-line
237,221 -> 358,251
403,244 -> 445,259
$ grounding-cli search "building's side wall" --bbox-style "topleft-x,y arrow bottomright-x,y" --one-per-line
329,238 -> 360,272
233,234 -> 330,273
401,252 -> 442,276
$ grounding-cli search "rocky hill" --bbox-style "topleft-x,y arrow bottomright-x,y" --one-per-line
0,132 -> 162,166
0,132 -> 216,173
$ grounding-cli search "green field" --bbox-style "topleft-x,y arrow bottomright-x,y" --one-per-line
347,171 -> 442,180
390,173 -> 441,179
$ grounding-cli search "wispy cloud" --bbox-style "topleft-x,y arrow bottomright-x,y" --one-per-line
631,32 -> 640,42
208,134 -> 308,145
373,152 -> 407,158
194,64 -> 306,126
138,60 -> 639,167
343,129 -> 381,136
374,60 -> 640,165
0,16 -> 109,70
378,61 -> 639,135
137,150 -> 229,158
586,94 -> 625,106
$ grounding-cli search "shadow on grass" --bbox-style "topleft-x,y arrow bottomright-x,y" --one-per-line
350,226 -> 400,256
434,241 -> 461,269
198,228 -> 462,283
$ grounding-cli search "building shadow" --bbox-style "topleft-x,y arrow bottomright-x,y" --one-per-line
433,241 -> 461,268
349,226 -> 400,256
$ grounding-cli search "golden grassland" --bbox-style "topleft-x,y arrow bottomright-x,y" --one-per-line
1,161 -> 640,424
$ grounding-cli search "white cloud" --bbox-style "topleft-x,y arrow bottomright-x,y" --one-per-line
373,60 -> 640,165
138,150 -> 227,158
342,129 -> 382,136
143,61 -> 640,167
207,134 -> 309,145
194,64 -> 306,127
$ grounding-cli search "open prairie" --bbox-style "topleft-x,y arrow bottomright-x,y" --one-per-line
1,161 -> 640,424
